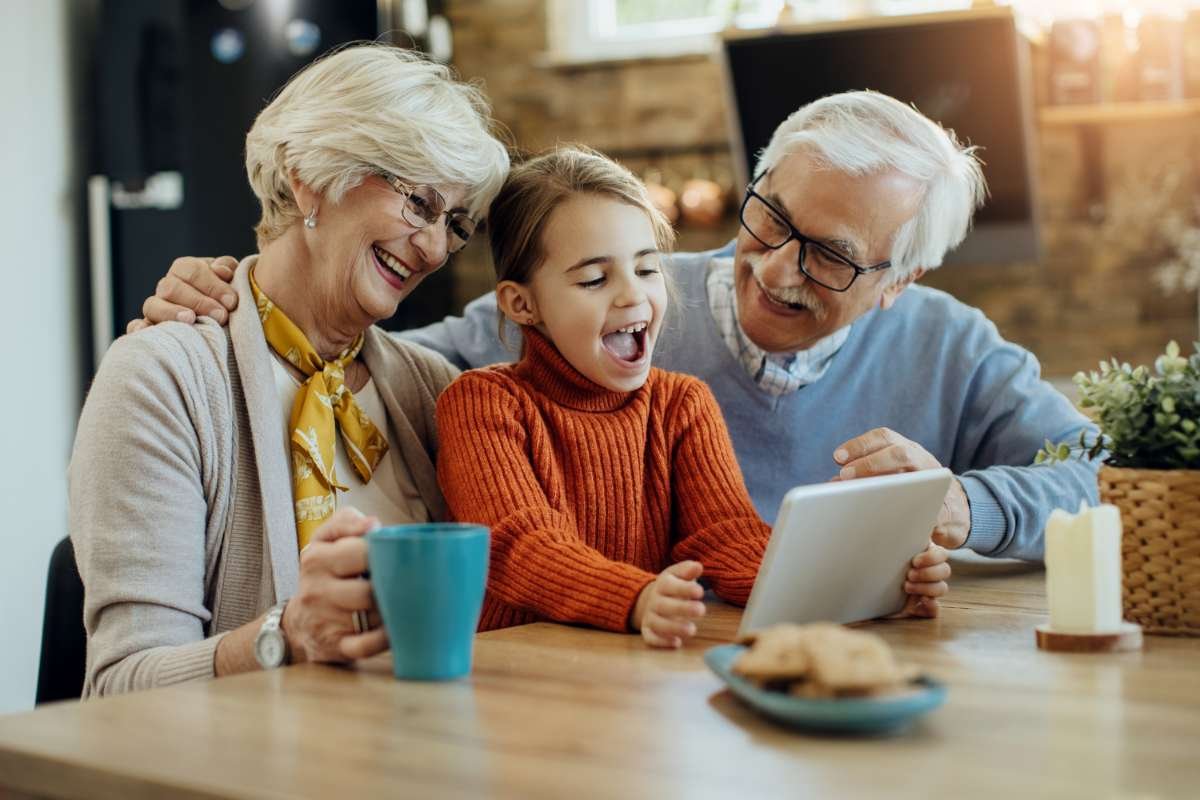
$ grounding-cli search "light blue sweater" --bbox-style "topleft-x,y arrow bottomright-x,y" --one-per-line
404,244 -> 1099,561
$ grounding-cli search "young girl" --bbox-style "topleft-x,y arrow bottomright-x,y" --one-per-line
435,147 -> 947,648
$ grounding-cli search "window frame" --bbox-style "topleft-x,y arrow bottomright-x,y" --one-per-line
545,0 -> 777,65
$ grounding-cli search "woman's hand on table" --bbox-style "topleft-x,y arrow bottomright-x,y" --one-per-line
632,560 -> 707,649
282,508 -> 387,663
126,255 -> 240,333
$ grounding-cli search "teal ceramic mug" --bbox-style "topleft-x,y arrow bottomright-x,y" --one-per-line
366,523 -> 490,680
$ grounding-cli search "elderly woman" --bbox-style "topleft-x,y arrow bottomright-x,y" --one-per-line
69,45 -> 509,697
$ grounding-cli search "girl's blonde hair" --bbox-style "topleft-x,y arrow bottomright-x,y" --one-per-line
245,43 -> 510,249
487,146 -> 676,339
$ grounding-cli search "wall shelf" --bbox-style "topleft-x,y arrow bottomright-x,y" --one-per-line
1039,100 -> 1200,127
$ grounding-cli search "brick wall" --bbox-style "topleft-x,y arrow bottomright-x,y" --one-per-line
445,1 -> 1200,377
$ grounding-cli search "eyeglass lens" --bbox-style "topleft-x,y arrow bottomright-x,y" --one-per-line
399,184 -> 475,253
742,194 -> 858,291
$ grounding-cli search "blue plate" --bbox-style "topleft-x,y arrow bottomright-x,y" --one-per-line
704,644 -> 947,734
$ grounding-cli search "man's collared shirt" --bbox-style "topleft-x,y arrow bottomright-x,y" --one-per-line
705,257 -> 850,397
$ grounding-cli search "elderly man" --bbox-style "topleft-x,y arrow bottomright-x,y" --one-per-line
133,91 -> 1098,562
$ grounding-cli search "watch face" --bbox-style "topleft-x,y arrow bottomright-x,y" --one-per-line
257,634 -> 284,668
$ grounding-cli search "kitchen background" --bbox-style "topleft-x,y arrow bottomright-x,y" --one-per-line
1,0 -> 1198,713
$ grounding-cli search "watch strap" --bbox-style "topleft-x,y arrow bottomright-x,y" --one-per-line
255,600 -> 290,668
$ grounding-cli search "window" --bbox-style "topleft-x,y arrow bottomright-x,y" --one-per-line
546,0 -> 784,64
546,1 -> 997,64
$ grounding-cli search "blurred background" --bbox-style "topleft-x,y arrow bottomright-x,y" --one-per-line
2,0 -> 1198,712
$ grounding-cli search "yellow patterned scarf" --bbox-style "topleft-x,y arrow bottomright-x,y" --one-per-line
249,269 -> 389,549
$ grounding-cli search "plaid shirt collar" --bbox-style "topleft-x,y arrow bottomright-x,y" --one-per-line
706,257 -> 850,397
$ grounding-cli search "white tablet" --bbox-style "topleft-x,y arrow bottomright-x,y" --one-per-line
738,468 -> 953,638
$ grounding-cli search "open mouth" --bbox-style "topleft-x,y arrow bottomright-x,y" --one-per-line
372,244 -> 413,286
601,322 -> 649,364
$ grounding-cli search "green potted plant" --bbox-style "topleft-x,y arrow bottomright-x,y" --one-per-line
1039,341 -> 1200,635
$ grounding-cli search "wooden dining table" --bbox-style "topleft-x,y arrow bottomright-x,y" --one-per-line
1,555 -> 1198,800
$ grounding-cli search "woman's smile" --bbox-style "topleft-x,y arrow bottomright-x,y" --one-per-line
371,243 -> 413,291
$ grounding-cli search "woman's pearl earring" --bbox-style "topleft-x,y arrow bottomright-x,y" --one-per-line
304,206 -> 318,229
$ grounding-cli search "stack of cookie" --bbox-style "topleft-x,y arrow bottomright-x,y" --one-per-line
733,623 -> 920,698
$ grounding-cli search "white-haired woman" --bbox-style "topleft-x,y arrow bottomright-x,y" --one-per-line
70,44 -> 510,697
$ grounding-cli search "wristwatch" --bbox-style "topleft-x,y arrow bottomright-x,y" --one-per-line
253,600 -> 290,669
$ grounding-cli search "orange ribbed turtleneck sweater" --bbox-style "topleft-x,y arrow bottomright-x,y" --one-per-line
436,328 -> 772,633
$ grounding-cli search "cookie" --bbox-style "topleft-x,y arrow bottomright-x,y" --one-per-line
733,622 -> 919,697
731,624 -> 812,681
806,627 -> 903,691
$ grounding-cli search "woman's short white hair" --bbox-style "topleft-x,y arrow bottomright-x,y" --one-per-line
246,43 -> 510,248
754,90 -> 986,280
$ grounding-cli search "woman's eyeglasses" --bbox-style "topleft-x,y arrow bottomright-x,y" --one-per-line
378,172 -> 476,254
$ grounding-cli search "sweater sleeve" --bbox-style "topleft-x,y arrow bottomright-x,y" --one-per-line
69,327 -> 230,697
951,334 -> 1100,561
436,373 -> 656,632
399,291 -> 522,370
667,379 -> 772,605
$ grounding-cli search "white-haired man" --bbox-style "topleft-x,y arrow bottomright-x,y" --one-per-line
134,91 -> 1098,564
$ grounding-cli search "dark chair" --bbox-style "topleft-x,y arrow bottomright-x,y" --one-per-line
36,537 -> 86,704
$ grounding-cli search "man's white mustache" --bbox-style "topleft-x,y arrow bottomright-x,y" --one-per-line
744,253 -> 828,322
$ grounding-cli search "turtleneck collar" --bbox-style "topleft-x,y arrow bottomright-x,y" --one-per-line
514,327 -> 639,413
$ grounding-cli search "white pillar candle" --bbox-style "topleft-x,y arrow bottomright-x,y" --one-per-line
1044,502 -> 1124,634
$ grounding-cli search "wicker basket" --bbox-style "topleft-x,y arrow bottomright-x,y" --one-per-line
1099,466 -> 1200,635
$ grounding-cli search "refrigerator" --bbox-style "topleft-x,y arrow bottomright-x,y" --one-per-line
88,0 -> 454,367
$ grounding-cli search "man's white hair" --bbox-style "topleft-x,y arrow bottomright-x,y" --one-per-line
246,43 -> 510,248
754,90 -> 986,279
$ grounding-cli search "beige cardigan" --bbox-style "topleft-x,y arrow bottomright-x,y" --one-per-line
69,257 -> 458,697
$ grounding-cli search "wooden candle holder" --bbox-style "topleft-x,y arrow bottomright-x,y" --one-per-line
1035,623 -> 1143,653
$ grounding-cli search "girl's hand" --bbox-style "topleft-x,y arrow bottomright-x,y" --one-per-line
632,560 -> 707,648
899,543 -> 951,619
281,508 -> 386,663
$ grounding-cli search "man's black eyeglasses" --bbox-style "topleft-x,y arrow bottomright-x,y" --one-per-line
738,176 -> 891,292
